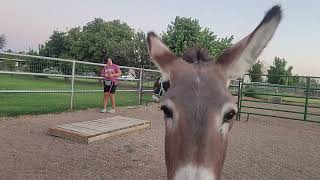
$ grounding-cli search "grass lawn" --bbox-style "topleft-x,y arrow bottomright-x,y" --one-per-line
243,89 -> 320,106
0,74 -> 153,117
281,96 -> 320,105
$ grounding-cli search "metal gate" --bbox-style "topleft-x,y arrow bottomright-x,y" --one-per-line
238,74 -> 320,123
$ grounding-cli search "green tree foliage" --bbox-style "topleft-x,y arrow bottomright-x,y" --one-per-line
40,19 -> 136,64
132,31 -> 153,69
37,17 -> 234,76
248,61 -> 263,82
1,59 -> 15,71
291,74 -> 300,86
162,16 -> 234,58
37,31 -> 70,75
38,19 -> 149,76
0,34 -> 6,50
26,49 -> 50,74
310,79 -> 320,87
267,57 -> 294,85
39,31 -> 67,58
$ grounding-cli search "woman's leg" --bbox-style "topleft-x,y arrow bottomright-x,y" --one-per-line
103,92 -> 110,109
110,93 -> 116,109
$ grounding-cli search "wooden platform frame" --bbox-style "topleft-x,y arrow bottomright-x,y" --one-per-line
48,116 -> 151,143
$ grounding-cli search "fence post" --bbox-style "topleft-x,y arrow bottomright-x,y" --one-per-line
236,77 -> 244,121
303,77 -> 311,120
70,61 -> 76,110
138,68 -> 144,105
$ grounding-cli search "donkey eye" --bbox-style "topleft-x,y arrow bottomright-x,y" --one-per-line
160,105 -> 173,119
223,109 -> 236,123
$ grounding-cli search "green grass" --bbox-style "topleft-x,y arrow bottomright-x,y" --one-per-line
242,88 -> 320,105
0,92 -> 140,117
0,74 -> 154,90
281,97 -> 320,105
0,74 -> 153,117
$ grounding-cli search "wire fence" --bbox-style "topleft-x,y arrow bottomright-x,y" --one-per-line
239,74 -> 320,122
1,52 -> 319,123
0,52 -> 156,116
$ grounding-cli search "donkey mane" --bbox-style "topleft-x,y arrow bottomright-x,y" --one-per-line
153,46 -> 213,92
182,46 -> 214,64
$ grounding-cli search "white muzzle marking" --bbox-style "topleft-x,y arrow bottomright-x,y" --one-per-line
174,165 -> 215,180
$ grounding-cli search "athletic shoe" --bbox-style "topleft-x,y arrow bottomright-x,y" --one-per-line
107,109 -> 116,113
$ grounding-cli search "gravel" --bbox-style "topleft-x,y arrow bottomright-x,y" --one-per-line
0,103 -> 319,180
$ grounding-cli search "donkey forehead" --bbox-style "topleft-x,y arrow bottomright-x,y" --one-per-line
171,63 -> 227,92
165,63 -> 234,108
171,61 -> 224,80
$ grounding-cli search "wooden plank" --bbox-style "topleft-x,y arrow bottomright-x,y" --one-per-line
70,117 -> 138,128
76,116 -> 127,124
76,116 -> 130,124
73,117 -> 139,127
57,124 -> 102,135
59,116 -> 118,126
48,116 -> 151,143
70,118 -> 148,129
87,122 -> 151,143
48,127 -> 88,143
69,122 -> 146,133
73,120 -> 149,130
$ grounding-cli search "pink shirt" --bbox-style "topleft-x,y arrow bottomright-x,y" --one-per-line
100,64 -> 120,84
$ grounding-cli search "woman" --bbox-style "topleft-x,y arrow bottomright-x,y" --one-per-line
100,58 -> 122,113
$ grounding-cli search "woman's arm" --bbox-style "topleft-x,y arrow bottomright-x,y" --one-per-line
100,67 -> 107,77
110,67 -> 122,77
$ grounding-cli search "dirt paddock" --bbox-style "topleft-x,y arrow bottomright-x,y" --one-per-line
1,104 -> 320,180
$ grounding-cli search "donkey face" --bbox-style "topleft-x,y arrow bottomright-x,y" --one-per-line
147,6 -> 282,180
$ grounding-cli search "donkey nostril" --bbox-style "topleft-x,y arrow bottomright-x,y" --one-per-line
160,105 -> 173,118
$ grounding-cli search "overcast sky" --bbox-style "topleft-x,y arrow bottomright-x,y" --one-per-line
1,0 -> 319,76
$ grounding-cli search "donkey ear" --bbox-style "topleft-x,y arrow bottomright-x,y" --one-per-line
216,5 -> 282,80
147,32 -> 178,81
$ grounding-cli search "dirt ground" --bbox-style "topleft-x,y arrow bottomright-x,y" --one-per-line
0,104 -> 320,180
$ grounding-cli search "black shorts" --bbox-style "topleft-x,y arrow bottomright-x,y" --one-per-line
103,81 -> 117,94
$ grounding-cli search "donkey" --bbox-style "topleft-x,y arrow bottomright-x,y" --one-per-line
152,77 -> 170,102
146,5 -> 282,180
151,48 -> 208,102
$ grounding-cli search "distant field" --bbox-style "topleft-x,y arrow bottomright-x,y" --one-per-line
251,94 -> 320,106
0,74 -> 153,117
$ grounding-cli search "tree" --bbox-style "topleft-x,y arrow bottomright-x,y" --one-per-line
38,31 -> 70,75
37,18 -> 157,77
267,57 -> 294,85
78,18 -> 135,64
248,60 -> 263,82
39,31 -> 68,58
162,16 -> 233,58
132,31 -> 152,69
38,17 -> 232,74
25,49 -> 50,74
0,34 -> 6,50
290,74 -> 300,86
39,18 -> 137,64
310,79 -> 320,88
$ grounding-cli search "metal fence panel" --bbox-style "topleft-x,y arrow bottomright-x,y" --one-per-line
1,52 -> 319,122
239,74 -> 320,123
0,52 -> 153,117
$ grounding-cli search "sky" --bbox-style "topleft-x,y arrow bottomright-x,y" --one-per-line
1,0 -> 319,76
